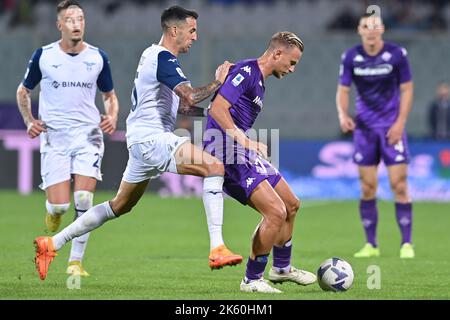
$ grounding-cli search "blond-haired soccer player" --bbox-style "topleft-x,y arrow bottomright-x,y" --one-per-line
205,32 -> 316,293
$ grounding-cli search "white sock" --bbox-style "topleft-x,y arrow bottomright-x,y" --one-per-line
69,191 -> 93,262
203,176 -> 225,250
53,201 -> 116,251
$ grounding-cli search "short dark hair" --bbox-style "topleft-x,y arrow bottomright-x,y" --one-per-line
57,0 -> 83,15
269,31 -> 304,52
161,5 -> 198,31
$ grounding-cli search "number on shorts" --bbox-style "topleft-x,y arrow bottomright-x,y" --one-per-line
131,86 -> 138,111
93,153 -> 102,168
255,158 -> 268,175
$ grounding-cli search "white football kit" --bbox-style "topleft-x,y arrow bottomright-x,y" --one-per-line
22,41 -> 114,189
123,44 -> 191,183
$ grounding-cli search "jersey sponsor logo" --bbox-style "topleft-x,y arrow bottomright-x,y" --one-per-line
253,96 -> 263,109
354,64 -> 393,76
232,73 -> 244,87
381,51 -> 392,61
52,81 -> 94,89
246,177 -> 255,188
83,61 -> 96,71
241,66 -> 251,75
176,67 -> 187,79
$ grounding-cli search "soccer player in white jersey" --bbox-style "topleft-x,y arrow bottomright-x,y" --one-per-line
33,5 -> 242,280
17,0 -> 119,277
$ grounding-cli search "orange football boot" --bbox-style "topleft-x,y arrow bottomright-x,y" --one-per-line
209,244 -> 243,270
34,236 -> 57,280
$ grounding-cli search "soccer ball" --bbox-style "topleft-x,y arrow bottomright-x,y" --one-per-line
317,257 -> 354,292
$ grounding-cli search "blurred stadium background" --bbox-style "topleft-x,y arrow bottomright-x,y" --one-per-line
1,0 -> 449,200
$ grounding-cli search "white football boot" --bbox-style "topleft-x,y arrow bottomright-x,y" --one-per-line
268,266 -> 317,285
240,278 -> 282,293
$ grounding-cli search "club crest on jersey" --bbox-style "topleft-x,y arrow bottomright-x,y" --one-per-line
381,51 -> 392,61
83,61 -> 96,71
241,66 -> 251,75
176,67 -> 186,79
232,73 -> 245,87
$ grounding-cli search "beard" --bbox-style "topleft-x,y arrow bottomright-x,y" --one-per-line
272,70 -> 283,79
70,36 -> 82,45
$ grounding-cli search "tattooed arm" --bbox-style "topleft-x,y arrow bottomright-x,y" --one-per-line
174,81 -> 221,107
178,103 -> 208,117
174,61 -> 232,107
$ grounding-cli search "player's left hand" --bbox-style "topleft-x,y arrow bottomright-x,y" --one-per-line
100,114 -> 117,135
386,121 -> 404,145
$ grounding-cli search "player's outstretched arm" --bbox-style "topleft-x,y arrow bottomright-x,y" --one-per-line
336,84 -> 355,133
100,90 -> 119,134
16,83 -> 46,138
174,61 -> 233,106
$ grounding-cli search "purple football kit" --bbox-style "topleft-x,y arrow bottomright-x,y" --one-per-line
204,59 -> 281,205
339,42 -> 412,166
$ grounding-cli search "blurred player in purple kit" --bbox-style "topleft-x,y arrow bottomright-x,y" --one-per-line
336,13 -> 415,258
205,31 -> 316,293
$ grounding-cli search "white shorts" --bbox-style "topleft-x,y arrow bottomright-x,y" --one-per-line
122,132 -> 190,183
39,126 -> 104,189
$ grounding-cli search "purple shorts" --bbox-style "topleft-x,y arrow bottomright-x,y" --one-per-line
223,151 -> 282,205
353,127 -> 410,166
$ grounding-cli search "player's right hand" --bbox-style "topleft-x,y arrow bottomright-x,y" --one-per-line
215,61 -> 233,84
339,115 -> 356,133
26,119 -> 46,139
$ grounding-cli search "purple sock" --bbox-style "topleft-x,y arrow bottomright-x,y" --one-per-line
245,254 -> 269,281
360,199 -> 378,247
273,239 -> 292,273
395,202 -> 413,244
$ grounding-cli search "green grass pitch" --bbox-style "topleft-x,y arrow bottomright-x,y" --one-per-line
0,190 -> 449,300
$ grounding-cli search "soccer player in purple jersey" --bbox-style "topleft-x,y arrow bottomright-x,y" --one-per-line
204,32 -> 316,293
336,13 -> 415,259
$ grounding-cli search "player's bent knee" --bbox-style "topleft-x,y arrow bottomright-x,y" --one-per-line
110,198 -> 135,216
287,197 -> 301,218
73,190 -> 94,211
267,204 -> 288,227
46,200 -> 70,216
